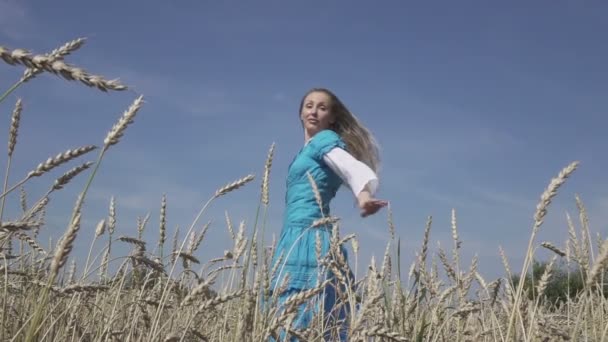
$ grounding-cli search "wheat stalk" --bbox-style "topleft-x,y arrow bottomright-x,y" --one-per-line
537,255 -> 557,298
158,194 -> 166,257
136,213 -> 150,239
21,196 -> 48,222
387,202 -> 395,240
20,37 -> 86,83
108,196 -> 116,235
214,175 -> 255,198
0,220 -> 42,233
261,142 -> 275,205
50,211 -> 81,280
0,145 -> 96,202
195,289 -> 245,313
192,220 -> 211,253
103,95 -> 144,150
541,241 -> 566,257
174,251 -> 200,264
13,232 -> 46,254
130,255 -> 165,273
60,284 -> 110,295
180,278 -> 216,307
312,216 -> 339,228
575,194 -> 593,264
19,186 -> 27,213
7,98 -> 22,157
118,236 -> 146,248
95,219 -> 106,238
0,45 -> 126,91
306,171 -> 323,212
507,161 -> 579,340
360,325 -> 409,341
534,162 -> 579,233
52,161 -> 94,191
587,239 -> 608,288
31,146 -> 97,178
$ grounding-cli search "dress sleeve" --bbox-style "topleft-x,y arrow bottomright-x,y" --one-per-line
323,147 -> 379,196
308,129 -> 347,161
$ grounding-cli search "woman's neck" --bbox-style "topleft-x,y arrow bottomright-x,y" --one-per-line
303,128 -> 325,144
303,130 -> 314,145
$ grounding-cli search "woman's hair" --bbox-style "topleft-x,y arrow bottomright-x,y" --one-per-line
299,87 -> 381,173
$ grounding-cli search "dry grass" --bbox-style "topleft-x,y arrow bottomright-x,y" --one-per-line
1,39 -> 608,342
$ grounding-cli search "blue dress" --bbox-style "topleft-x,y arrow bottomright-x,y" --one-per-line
269,129 -> 352,341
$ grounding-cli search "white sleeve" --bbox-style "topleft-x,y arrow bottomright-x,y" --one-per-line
323,147 -> 379,196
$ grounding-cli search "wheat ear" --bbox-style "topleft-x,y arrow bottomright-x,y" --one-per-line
261,142 -> 275,205
506,161 -> 579,340
21,37 -> 86,82
7,98 -> 22,157
0,99 -> 23,226
50,211 -> 81,280
158,194 -> 166,258
103,95 -> 144,149
52,161 -> 94,191
215,175 -> 255,198
0,45 -> 126,91
540,241 -> 566,257
587,239 -> 608,288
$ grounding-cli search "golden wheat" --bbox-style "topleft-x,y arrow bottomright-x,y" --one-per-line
0,45 -> 126,91
2,41 -> 607,342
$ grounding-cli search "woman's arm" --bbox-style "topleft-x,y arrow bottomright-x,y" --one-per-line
323,147 -> 388,217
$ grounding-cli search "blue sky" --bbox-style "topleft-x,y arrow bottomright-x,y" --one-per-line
1,0 -> 607,282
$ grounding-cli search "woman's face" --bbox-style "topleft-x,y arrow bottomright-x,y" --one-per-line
300,91 -> 335,136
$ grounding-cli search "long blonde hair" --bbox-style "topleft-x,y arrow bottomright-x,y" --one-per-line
299,88 -> 381,173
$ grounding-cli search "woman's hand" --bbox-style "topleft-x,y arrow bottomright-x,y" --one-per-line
357,190 -> 388,217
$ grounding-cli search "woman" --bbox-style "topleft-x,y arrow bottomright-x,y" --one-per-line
269,88 -> 387,341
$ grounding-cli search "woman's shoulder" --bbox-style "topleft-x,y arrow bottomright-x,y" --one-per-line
312,129 -> 343,144
308,129 -> 346,159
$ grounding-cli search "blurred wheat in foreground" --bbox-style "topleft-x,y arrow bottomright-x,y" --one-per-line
1,40 -> 607,342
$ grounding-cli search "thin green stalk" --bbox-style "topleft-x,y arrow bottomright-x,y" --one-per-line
0,79 -> 24,106
241,200 -> 261,289
0,174 -> 36,201
24,148 -> 106,342
148,195 -> 217,340
254,202 -> 270,320
0,158 -> 13,222
0,156 -> 12,342
37,294 -> 79,341
81,236 -> 100,280
9,295 -> 65,342
104,260 -> 131,342
1,256 -> 9,342
571,292 -> 589,342
601,313 -> 608,342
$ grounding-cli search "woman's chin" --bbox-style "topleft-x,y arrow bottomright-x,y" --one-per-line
305,125 -> 328,135
305,125 -> 318,133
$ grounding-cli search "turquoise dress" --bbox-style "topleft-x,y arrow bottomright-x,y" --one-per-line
269,129 -> 352,341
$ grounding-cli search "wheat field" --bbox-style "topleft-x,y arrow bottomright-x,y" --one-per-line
1,39 -> 607,342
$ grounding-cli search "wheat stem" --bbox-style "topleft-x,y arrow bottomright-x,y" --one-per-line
0,45 -> 126,92
149,174 -> 254,340
506,161 -> 579,341
0,99 -> 23,225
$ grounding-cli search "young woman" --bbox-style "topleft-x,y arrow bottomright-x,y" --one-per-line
269,88 -> 387,341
